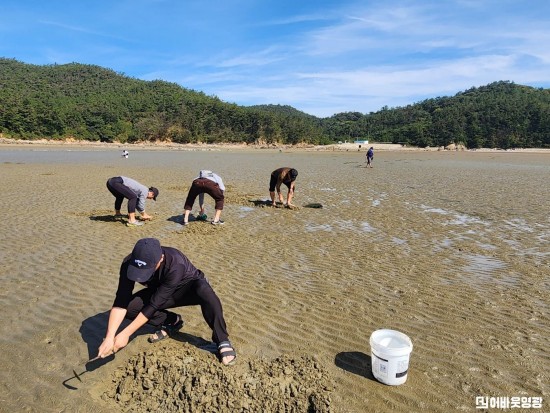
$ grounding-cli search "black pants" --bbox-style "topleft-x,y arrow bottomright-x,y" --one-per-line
125,278 -> 229,345
269,172 -> 291,192
106,177 -> 138,213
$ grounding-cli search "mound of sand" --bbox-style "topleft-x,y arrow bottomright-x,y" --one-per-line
101,343 -> 334,412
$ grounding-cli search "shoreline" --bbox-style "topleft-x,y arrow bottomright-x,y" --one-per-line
1,137 -> 549,153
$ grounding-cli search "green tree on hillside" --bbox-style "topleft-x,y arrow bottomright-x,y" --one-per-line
1,59 -> 549,148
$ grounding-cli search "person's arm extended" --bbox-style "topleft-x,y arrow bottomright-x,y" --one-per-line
98,308 -> 149,357
98,307 -> 127,358
136,185 -> 152,219
114,312 -> 149,351
287,182 -> 295,206
138,191 -> 152,220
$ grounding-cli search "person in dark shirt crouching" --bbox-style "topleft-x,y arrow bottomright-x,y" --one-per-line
97,238 -> 236,365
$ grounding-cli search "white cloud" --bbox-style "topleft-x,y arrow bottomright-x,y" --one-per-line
216,47 -> 287,68
207,50 -> 549,117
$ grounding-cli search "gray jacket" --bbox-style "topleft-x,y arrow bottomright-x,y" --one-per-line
121,176 -> 149,212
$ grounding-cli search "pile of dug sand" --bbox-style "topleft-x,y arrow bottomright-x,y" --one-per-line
101,343 -> 334,412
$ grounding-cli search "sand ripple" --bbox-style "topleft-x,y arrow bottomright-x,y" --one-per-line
0,149 -> 548,413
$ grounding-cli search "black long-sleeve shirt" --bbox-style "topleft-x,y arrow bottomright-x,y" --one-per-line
113,246 -> 204,319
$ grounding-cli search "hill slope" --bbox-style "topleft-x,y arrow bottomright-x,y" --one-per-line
322,81 -> 550,148
1,58 -> 549,148
0,58 -> 324,144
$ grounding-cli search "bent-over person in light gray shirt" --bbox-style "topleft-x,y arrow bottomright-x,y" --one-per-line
182,170 -> 225,226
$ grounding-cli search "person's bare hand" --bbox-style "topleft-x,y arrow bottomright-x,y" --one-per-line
113,333 -> 129,353
98,337 -> 115,359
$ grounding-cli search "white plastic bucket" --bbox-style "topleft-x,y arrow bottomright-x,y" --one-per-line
370,329 -> 413,385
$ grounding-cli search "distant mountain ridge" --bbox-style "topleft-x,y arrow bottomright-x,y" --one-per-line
248,104 -> 318,119
1,58 -> 548,148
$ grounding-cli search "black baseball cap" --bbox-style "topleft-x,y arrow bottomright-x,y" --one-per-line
149,187 -> 159,201
127,238 -> 162,282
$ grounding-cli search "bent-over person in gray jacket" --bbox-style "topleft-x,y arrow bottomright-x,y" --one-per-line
106,176 -> 159,226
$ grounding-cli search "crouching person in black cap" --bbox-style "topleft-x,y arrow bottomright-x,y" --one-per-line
97,238 -> 237,366
269,167 -> 298,208
106,176 -> 159,226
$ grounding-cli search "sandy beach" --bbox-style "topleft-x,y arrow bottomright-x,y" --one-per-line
0,143 -> 548,412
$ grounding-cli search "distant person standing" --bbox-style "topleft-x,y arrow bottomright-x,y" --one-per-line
269,167 -> 298,207
106,176 -> 159,226
366,147 -> 374,168
183,170 -> 225,226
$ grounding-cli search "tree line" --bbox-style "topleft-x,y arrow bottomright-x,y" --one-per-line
1,58 -> 549,148
322,82 -> 550,149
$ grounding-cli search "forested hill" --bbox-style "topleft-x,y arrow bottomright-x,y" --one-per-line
0,58 -> 326,145
1,58 -> 549,148
322,82 -> 550,149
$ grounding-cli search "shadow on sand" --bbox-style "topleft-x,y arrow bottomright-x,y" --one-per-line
64,311 -> 218,389
249,199 -> 274,207
89,214 -> 126,223
166,214 -> 208,224
334,351 -> 377,382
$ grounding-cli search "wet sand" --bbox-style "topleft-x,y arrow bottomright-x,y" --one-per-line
0,146 -> 548,412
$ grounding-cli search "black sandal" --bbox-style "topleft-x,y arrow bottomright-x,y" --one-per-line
148,315 -> 184,343
217,340 -> 237,366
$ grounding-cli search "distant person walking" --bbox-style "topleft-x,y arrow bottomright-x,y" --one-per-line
183,170 -> 225,225
106,176 -> 159,226
366,147 -> 374,168
269,167 -> 298,207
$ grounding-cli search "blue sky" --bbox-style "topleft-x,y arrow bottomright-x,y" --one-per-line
2,0 -> 549,117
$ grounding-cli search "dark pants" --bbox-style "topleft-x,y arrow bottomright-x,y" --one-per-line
106,177 -> 137,213
125,278 -> 229,345
184,178 -> 224,211
269,172 -> 291,192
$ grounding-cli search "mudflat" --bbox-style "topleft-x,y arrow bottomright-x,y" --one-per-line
0,145 -> 548,412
